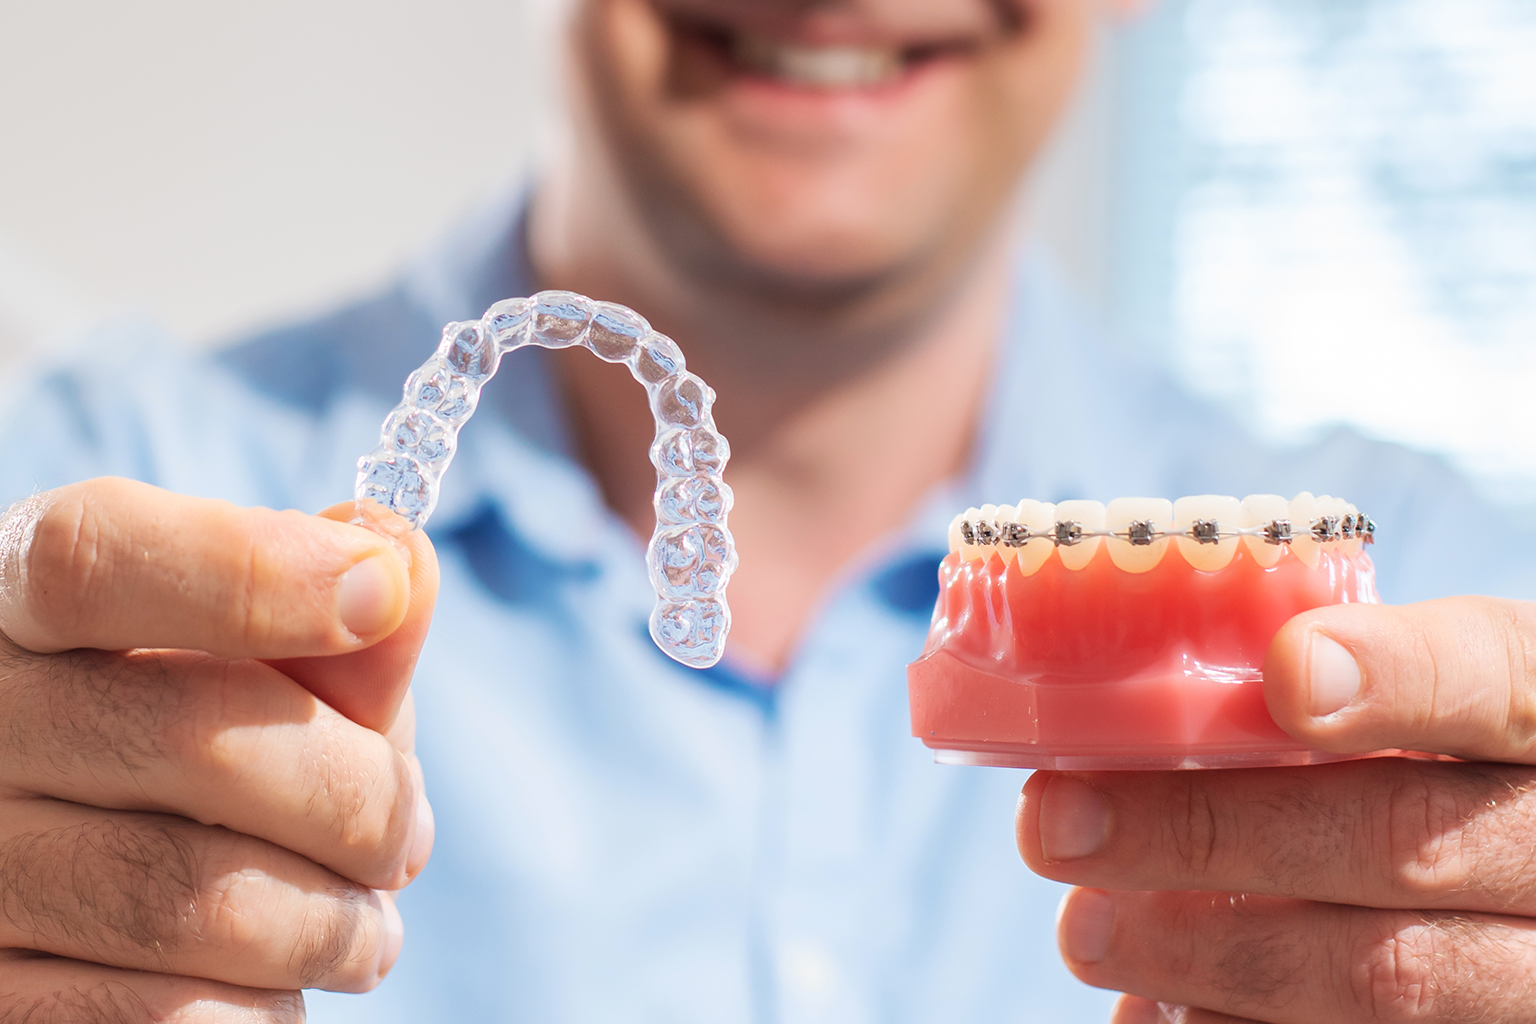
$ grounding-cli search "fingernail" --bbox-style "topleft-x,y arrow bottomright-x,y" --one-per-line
1309,632 -> 1361,717
378,891 -> 404,978
408,792 -> 435,878
1039,776 -> 1111,861
1060,888 -> 1115,964
338,554 -> 402,638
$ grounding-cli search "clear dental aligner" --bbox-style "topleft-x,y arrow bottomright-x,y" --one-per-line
948,493 -> 1375,572
354,291 -> 737,669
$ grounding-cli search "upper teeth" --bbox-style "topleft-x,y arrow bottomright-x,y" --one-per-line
948,493 -> 1375,574
734,34 -> 903,88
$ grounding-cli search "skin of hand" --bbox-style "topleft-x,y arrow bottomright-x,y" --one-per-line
0,477 -> 439,1021
1017,597 -> 1536,1024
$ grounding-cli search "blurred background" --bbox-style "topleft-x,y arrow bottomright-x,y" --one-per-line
2,0 -> 1533,515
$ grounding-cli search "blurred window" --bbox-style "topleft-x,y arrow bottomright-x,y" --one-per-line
1115,0 -> 1536,508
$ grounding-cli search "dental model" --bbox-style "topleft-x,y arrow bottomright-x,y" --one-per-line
908,494 -> 1379,769
354,291 -> 737,669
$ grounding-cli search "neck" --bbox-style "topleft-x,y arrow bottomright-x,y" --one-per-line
528,165 -> 1009,673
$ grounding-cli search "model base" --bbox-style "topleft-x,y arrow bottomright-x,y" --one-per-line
909,648 -> 1380,771
928,745 -> 1372,771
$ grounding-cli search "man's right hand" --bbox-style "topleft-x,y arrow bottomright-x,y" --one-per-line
0,477 -> 439,1021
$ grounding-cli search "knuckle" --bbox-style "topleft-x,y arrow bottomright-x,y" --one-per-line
1497,601 -> 1536,748
245,989 -> 307,1023
1349,914 -> 1450,1022
194,860 -> 277,952
1383,763 -> 1536,908
231,522 -> 270,652
192,852 -> 375,990
1383,770 -> 1477,897
230,506 -> 328,652
177,658 -> 274,775
306,728 -> 416,877
22,489 -> 109,639
1164,776 -> 1223,875
285,883 -> 378,990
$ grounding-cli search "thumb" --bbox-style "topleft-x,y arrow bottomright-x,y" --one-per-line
266,502 -> 440,733
1263,596 -> 1536,763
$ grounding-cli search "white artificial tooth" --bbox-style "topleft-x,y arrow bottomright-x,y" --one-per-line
1343,500 -> 1363,552
1104,497 -> 1173,573
1316,495 -> 1349,547
1054,500 -> 1106,571
977,503 -> 1001,564
1012,499 -> 1057,574
1288,492 -> 1321,568
1174,494 -> 1241,571
1239,494 -> 1290,568
993,504 -> 1019,565
958,506 -> 984,564
947,513 -> 965,557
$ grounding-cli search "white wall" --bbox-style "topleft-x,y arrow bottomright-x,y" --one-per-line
0,0 -> 565,356
0,2 -> 1117,363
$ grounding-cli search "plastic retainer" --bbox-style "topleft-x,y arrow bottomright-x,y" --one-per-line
354,291 -> 737,669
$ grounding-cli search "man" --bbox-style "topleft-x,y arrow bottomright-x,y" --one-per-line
2,0 -> 1534,1021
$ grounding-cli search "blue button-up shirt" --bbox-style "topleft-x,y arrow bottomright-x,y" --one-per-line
3,196 -> 1532,1023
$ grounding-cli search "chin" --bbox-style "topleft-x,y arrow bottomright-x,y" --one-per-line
681,160 -> 954,288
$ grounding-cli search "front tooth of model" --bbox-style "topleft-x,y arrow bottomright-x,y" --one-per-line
1288,492 -> 1321,568
1105,497 -> 1173,573
1316,495 -> 1349,546
1174,494 -> 1241,571
977,503 -> 1001,563
1012,499 -> 1057,574
993,504 -> 1019,565
947,513 -> 965,557
1239,494 -> 1290,568
1054,499 -> 1106,571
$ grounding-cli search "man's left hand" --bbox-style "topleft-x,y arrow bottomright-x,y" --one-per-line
1016,596 -> 1536,1024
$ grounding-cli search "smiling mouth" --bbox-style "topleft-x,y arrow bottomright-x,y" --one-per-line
670,17 -> 1006,92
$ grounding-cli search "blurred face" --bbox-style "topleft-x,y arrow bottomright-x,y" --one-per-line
572,0 -> 1094,298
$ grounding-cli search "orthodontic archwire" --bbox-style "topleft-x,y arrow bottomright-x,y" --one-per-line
957,513 -> 1376,550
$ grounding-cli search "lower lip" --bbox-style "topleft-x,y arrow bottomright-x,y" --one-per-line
908,544 -> 1385,770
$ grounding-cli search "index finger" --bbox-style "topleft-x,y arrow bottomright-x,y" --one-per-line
0,478 -> 411,659
1263,596 -> 1536,763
